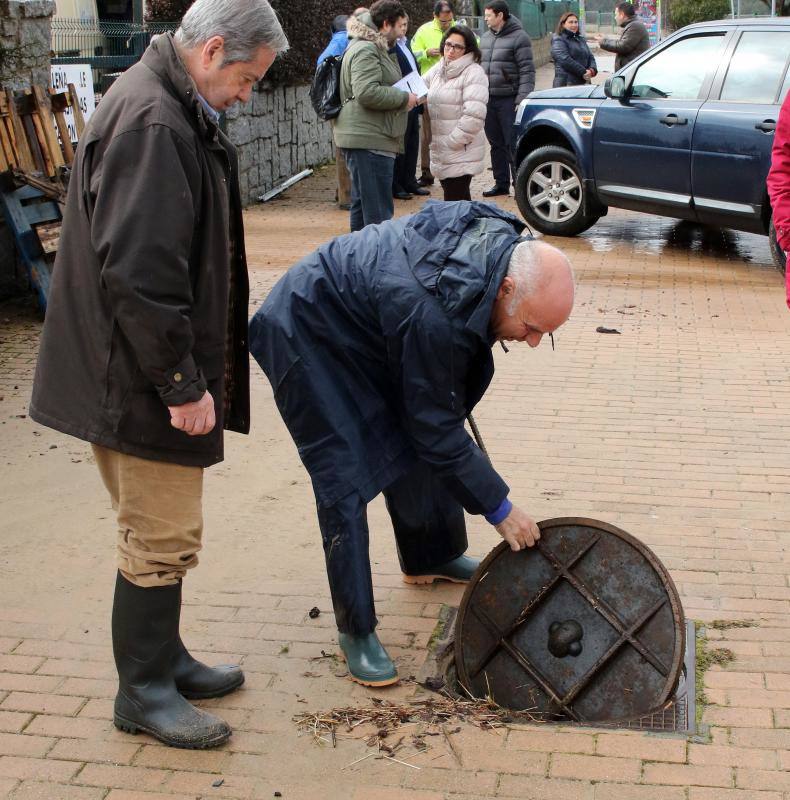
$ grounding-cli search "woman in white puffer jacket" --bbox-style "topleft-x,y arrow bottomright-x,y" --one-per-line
423,25 -> 489,201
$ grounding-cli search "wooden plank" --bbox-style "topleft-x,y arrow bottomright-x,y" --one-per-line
6,89 -> 34,173
67,83 -> 86,138
48,89 -> 75,164
53,110 -> 74,164
0,185 -> 54,309
21,110 -> 48,175
0,118 -> 16,169
0,187 -> 44,256
17,199 -> 60,226
35,221 -> 61,254
31,86 -> 65,173
0,93 -> 16,169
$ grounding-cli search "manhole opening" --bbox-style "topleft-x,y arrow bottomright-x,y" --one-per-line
418,608 -> 696,735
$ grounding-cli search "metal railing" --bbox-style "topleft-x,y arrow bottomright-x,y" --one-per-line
582,11 -> 617,34
456,3 -> 581,39
511,0 -> 580,39
51,18 -> 177,94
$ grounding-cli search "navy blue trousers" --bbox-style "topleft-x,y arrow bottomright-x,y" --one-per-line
484,94 -> 517,189
393,108 -> 421,193
316,460 -> 468,634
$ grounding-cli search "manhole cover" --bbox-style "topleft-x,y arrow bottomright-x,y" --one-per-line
455,517 -> 685,723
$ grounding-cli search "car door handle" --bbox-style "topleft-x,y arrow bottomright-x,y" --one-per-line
755,120 -> 776,133
659,114 -> 688,126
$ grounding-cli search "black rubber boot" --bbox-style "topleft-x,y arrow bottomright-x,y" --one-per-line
173,637 -> 245,700
111,573 -> 231,749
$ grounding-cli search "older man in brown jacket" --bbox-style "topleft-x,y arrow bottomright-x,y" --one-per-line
29,0 -> 287,749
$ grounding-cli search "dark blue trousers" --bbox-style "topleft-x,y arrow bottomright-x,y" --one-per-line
484,94 -> 517,189
393,108 -> 421,193
316,460 -> 468,634
343,148 -> 395,232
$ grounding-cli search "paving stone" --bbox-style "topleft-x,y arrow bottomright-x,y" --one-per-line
0,755 -> 80,781
0,712 -> 31,734
595,733 -> 686,763
551,754 -> 641,783
497,775 -> 594,800
9,782 -> 106,800
642,763 -> 733,788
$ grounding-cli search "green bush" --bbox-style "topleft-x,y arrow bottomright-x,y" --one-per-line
670,0 -> 731,29
146,0 -> 438,86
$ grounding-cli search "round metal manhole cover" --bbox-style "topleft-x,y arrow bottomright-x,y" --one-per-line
455,517 -> 685,723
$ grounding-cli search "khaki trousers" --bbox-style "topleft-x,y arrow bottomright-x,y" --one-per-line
92,445 -> 204,588
419,109 -> 433,179
331,120 -> 351,208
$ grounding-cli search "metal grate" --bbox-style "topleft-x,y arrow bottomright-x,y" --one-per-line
596,620 -> 695,734
421,614 -> 695,735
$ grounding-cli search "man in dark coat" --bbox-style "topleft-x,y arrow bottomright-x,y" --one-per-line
480,0 -> 535,197
392,24 -> 429,199
249,201 -> 575,687
596,2 -> 650,71
29,0 -> 288,749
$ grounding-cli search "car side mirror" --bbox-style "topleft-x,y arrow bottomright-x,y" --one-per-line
604,75 -> 628,100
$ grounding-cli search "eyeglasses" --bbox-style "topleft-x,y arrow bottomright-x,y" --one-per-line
500,332 -> 556,353
444,42 -> 466,52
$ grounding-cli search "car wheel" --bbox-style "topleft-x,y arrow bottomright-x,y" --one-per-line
514,145 -> 599,237
769,217 -> 786,276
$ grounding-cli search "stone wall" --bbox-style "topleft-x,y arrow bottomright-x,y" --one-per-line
0,0 -> 56,298
224,83 -> 335,207
0,0 -> 56,89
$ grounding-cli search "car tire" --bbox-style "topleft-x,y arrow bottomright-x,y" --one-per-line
514,145 -> 599,237
769,217 -> 786,276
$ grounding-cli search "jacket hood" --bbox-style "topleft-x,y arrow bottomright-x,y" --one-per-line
403,201 -> 528,341
498,16 -> 524,36
347,12 -> 389,50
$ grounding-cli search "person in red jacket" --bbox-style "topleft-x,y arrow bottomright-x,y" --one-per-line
767,91 -> 790,309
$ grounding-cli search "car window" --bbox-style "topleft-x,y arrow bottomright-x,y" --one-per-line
631,34 -> 725,100
720,31 -> 790,104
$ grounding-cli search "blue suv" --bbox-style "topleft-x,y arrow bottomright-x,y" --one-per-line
512,18 -> 790,268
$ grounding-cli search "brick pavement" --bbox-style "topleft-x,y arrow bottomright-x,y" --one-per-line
1,61 -> 790,800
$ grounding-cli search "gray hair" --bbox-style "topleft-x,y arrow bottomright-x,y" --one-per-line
505,240 -> 574,315
175,0 -> 289,63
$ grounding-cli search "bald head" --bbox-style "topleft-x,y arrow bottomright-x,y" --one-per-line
489,240 -> 575,347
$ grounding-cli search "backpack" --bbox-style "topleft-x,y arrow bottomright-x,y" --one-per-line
310,55 -> 344,121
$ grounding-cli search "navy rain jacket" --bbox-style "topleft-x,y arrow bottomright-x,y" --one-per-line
249,201 -> 527,512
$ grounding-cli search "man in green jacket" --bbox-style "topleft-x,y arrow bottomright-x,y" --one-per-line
334,0 -> 418,231
411,1 -> 455,186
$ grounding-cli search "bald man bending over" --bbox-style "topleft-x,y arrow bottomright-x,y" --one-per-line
249,201 -> 574,688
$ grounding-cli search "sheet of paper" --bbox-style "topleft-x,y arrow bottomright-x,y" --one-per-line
393,70 -> 428,99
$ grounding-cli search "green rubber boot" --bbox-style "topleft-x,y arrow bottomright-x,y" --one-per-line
402,554 -> 480,585
338,632 -> 399,687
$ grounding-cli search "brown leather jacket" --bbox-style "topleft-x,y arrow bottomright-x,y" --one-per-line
30,33 -> 250,467
601,17 -> 650,71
